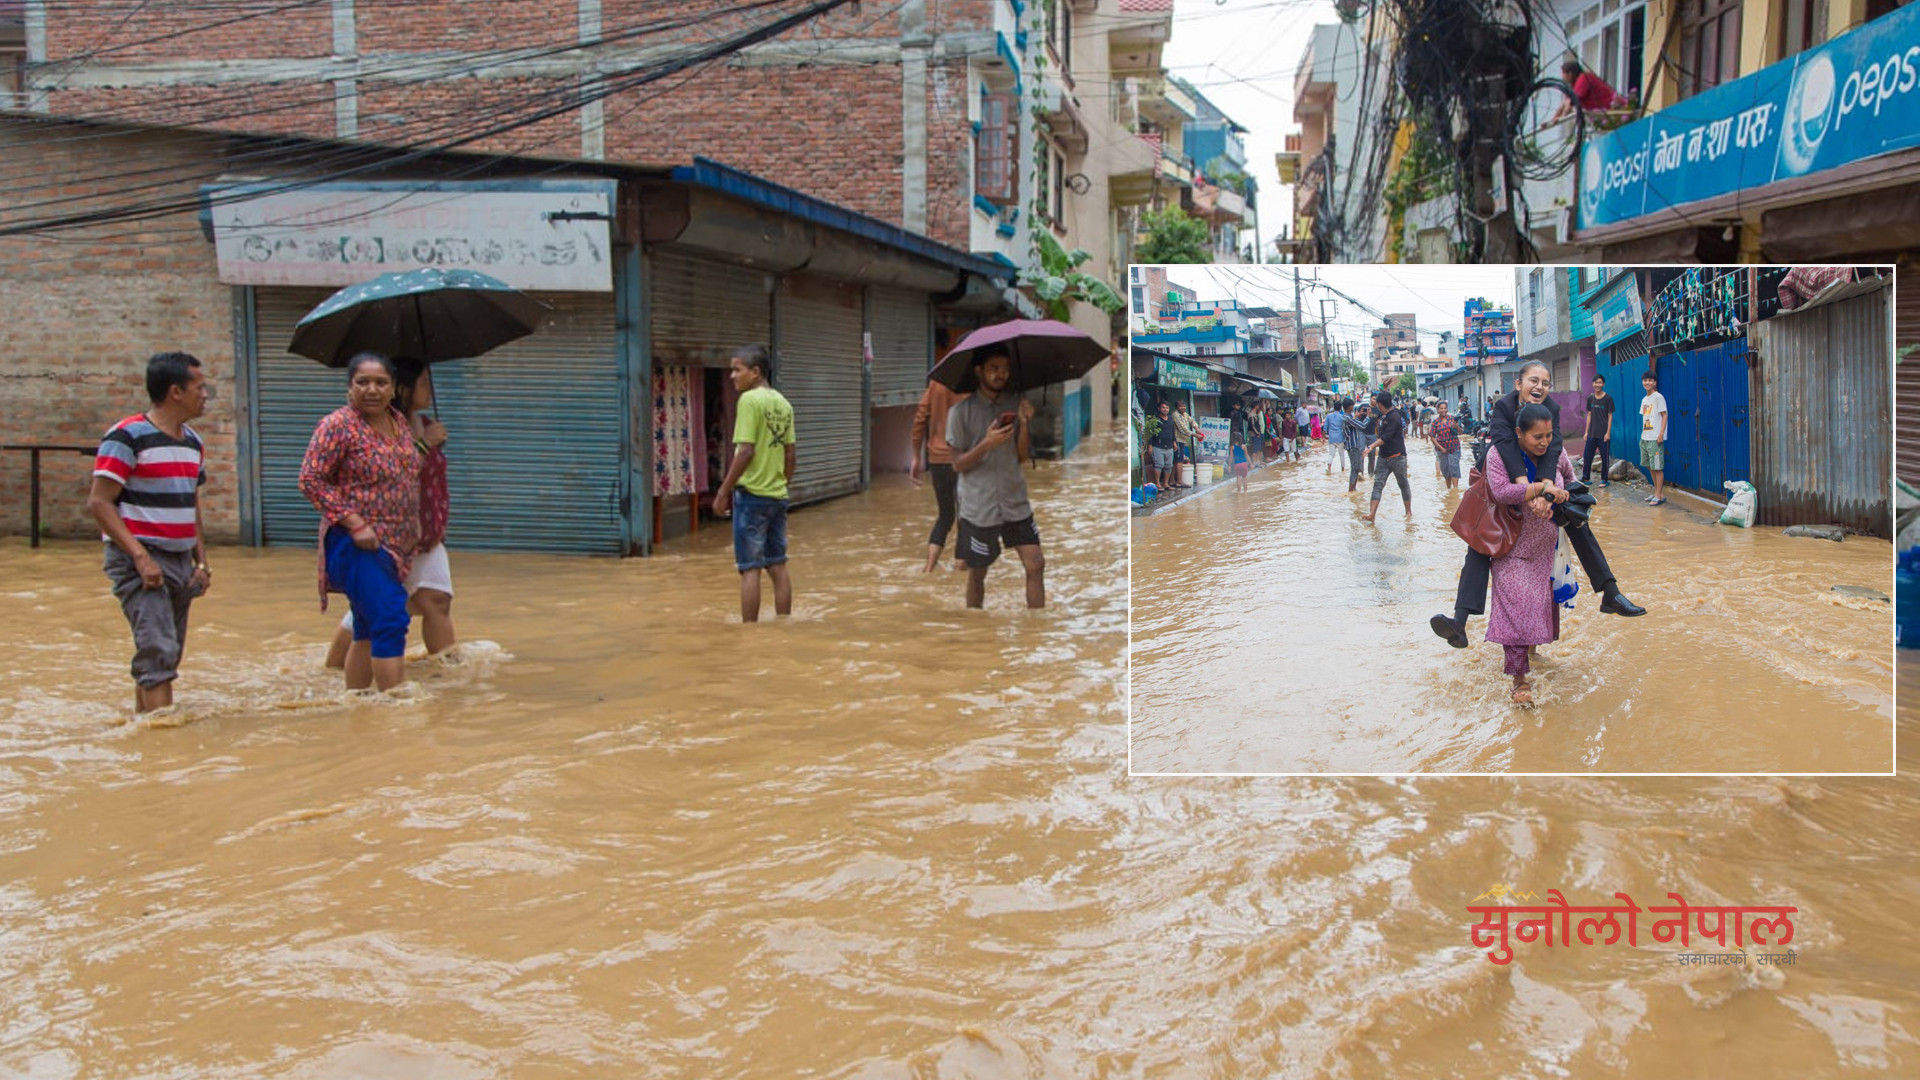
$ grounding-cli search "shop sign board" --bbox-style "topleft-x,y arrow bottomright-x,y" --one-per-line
1155,356 -> 1212,391
208,180 -> 616,291
1580,3 -> 1920,229
1199,416 -> 1231,461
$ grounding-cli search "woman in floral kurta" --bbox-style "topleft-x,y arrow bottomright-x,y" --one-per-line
1484,405 -> 1574,705
300,354 -> 420,692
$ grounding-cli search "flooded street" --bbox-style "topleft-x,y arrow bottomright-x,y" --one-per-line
1131,442 -> 1893,774
2,427 -> 1917,1078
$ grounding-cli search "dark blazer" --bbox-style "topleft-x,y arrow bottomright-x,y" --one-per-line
1488,390 -> 1565,480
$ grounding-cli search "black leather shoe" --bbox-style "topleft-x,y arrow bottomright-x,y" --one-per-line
1563,479 -> 1591,497
1600,591 -> 1646,617
1430,613 -> 1470,648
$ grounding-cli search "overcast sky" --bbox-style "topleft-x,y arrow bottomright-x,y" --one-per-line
1161,0 -> 1338,258
1166,264 -> 1521,357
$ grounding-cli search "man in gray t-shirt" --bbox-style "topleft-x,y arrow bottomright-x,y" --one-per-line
945,349 -> 1043,609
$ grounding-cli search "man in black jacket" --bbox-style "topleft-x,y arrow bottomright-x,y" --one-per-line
1429,361 -> 1645,649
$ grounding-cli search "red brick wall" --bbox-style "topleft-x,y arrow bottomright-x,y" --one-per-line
602,63 -> 906,229
54,85 -> 339,142
925,57 -> 976,248
34,1 -> 999,245
0,121 -> 240,543
43,1 -> 332,61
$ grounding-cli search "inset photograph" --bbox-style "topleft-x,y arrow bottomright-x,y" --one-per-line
1129,264 -> 1895,775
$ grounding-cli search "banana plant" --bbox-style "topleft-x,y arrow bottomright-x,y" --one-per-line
1024,230 -> 1124,323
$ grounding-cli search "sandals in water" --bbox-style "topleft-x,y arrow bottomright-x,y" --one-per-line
1648,496 -> 1667,506
1511,682 -> 1534,706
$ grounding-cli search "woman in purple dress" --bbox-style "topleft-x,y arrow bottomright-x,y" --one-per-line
1485,403 -> 1573,705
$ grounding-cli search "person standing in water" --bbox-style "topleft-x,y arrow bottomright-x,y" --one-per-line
712,343 -> 797,623
326,357 -> 455,667
300,353 -> 421,692
947,349 -> 1043,609
1581,374 -> 1614,486
87,351 -> 213,714
1485,402 -> 1575,705
1429,361 -> 1644,650
1639,370 -> 1668,506
910,373 -> 967,571
1363,390 -> 1411,523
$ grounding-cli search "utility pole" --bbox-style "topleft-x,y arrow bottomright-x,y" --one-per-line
1466,18 -> 1526,262
1293,267 -> 1305,396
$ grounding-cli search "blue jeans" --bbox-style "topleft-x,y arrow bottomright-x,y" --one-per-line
732,490 -> 790,572
325,526 -> 410,659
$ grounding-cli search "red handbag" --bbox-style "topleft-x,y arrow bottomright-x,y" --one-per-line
1449,466 -> 1523,559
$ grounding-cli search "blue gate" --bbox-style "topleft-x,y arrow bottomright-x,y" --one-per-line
1653,338 -> 1751,498
1600,346 -> 1649,473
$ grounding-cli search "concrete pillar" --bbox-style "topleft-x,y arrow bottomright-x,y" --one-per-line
332,0 -> 357,138
23,1 -> 47,113
580,0 -> 605,160
900,0 -> 929,233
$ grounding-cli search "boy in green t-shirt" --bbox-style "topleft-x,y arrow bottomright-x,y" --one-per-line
712,344 -> 797,622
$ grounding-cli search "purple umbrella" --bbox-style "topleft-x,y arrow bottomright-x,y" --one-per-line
928,319 -> 1110,394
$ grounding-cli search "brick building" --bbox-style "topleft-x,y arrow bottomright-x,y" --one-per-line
9,0 -> 1188,442
0,114 -> 1014,553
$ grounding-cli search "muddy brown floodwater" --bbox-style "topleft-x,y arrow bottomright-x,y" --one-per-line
4,429 -> 1918,1078
1130,443 -> 1893,774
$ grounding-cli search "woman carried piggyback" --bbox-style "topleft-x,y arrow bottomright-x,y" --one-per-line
1485,402 -> 1574,705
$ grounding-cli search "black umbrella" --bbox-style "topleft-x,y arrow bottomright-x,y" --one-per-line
288,268 -> 548,366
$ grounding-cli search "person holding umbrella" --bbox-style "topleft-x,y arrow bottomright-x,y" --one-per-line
325,357 -> 456,668
300,353 -> 421,692
946,350 -> 1043,609
929,318 -> 1107,610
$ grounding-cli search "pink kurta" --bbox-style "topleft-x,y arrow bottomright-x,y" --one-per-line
1484,450 -> 1575,648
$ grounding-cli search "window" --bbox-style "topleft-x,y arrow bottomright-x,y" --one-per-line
1569,1 -> 1646,101
1680,0 -> 1743,99
1047,0 -> 1072,76
1779,0 -> 1827,59
1529,269 -> 1546,336
1,46 -> 23,108
976,91 -> 1017,205
1052,149 -> 1066,227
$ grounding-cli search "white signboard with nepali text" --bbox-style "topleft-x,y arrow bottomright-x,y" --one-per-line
1198,416 -> 1231,462
208,181 -> 615,291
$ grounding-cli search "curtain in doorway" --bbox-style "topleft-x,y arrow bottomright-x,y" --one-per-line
654,366 -> 707,496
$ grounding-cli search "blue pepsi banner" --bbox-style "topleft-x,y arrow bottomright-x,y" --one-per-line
1580,4 -> 1920,229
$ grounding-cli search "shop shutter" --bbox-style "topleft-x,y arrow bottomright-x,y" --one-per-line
776,274 -> 867,504
1897,261 -> 1920,487
253,288 -> 628,555
253,288 -> 352,549
867,286 -> 934,407
650,249 -> 774,365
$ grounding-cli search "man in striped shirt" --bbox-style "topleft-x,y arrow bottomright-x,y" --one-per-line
86,352 -> 212,713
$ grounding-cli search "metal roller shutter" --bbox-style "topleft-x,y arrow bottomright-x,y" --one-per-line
1897,261 -> 1920,487
867,286 -> 933,407
651,249 -> 772,364
776,274 -> 866,503
253,288 -> 628,554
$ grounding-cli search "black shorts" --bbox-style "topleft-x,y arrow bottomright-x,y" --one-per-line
958,516 -> 1041,568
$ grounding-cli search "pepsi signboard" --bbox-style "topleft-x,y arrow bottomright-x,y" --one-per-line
1580,3 -> 1920,230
